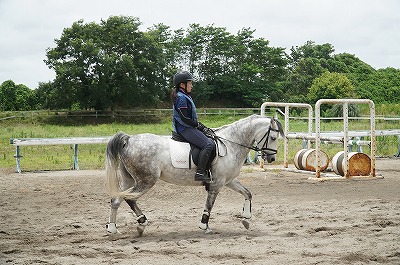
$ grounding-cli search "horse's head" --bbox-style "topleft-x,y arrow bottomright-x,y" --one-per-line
255,118 -> 284,163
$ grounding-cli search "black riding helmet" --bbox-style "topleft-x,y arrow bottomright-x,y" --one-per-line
173,71 -> 193,87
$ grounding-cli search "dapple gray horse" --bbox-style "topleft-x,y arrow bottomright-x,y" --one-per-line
105,114 -> 284,235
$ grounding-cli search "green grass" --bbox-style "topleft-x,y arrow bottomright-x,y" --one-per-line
1,113 -> 399,172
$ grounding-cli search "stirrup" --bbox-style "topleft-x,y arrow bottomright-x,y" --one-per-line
195,170 -> 211,183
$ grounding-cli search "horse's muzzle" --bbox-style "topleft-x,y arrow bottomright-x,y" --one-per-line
262,153 -> 275,163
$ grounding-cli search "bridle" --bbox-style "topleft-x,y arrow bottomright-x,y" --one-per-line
211,124 -> 280,157
253,125 -> 280,156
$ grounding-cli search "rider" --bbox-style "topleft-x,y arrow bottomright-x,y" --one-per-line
171,71 -> 215,183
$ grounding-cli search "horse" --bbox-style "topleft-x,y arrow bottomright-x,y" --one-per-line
105,114 -> 284,235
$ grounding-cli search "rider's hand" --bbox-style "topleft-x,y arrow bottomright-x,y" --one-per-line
197,122 -> 207,132
198,122 -> 215,137
203,127 -> 215,136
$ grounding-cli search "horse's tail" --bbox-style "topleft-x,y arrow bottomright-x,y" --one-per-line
105,132 -> 139,199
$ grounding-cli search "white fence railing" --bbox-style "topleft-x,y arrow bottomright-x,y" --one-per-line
10,137 -> 111,173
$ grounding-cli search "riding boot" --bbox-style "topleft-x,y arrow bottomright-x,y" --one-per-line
194,147 -> 212,183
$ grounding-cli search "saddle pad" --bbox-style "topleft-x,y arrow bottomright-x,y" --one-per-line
169,139 -> 194,169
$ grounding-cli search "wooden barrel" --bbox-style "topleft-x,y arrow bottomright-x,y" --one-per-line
332,151 -> 371,176
294,149 -> 307,170
293,149 -> 329,172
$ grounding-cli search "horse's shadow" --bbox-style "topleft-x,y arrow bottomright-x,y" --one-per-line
105,225 -> 268,243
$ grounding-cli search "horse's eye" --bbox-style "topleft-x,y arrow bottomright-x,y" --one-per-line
271,137 -> 277,141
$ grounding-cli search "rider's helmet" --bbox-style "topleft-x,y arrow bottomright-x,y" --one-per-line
173,71 -> 193,87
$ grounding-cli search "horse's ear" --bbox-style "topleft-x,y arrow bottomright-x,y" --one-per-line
273,118 -> 285,138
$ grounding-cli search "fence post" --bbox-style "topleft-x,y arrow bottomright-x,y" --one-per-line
14,145 -> 22,173
73,144 -> 79,170
343,102 -> 349,177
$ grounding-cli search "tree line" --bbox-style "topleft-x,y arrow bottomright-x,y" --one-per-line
1,16 -> 399,112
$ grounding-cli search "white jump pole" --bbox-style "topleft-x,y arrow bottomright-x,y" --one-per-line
261,102 -> 313,168
315,99 -> 376,178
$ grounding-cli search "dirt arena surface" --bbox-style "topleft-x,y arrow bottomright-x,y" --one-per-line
1,158 -> 399,265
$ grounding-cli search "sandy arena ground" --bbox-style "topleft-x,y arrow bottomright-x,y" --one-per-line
1,158 -> 399,265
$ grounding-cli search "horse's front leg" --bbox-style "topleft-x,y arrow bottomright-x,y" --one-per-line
125,199 -> 148,237
226,179 -> 252,229
199,185 -> 222,234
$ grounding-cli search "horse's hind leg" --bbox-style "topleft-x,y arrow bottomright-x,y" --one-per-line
226,179 -> 252,229
106,197 -> 122,234
125,199 -> 148,237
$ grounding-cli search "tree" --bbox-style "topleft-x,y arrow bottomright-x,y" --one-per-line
172,25 -> 287,107
358,67 -> 400,103
285,41 -> 336,102
45,16 -> 169,110
35,81 -> 58,109
329,54 -> 400,104
0,80 -> 35,111
307,72 -> 355,104
41,17 -> 399,110
290,41 -> 335,64
328,53 -> 375,98
229,29 -> 287,105
45,19 -> 102,110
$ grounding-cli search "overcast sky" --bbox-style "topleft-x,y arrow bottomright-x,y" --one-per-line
1,0 -> 399,89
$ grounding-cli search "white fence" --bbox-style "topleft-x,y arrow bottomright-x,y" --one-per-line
10,137 -> 111,173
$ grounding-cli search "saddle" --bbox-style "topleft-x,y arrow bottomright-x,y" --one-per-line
170,131 -> 217,170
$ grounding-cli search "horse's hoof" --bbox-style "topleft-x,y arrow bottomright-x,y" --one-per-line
242,219 -> 250,230
199,221 -> 207,230
137,224 -> 146,237
205,227 -> 213,234
199,222 -> 213,234
106,223 -> 119,234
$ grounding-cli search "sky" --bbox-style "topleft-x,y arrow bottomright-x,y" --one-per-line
0,0 -> 399,89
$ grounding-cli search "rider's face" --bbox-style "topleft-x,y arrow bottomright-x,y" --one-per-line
184,81 -> 193,93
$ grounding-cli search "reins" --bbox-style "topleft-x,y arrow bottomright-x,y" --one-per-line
208,124 -> 279,155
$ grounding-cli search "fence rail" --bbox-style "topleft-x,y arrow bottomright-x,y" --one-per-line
2,108 -> 400,121
0,108 -> 262,121
10,137 -> 112,173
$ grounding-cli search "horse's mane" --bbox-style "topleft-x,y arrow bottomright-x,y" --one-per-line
213,114 -> 269,132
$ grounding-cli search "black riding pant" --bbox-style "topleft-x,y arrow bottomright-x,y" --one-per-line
179,127 -> 215,170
